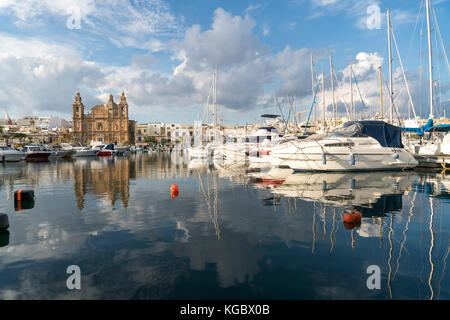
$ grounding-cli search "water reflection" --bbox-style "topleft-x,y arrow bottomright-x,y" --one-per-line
0,154 -> 448,299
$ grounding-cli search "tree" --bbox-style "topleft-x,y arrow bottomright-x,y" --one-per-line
144,136 -> 156,144
0,126 -> 3,133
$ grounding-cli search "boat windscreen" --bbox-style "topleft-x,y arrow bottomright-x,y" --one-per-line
341,121 -> 404,148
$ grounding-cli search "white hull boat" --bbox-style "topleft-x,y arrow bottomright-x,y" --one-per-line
0,146 -> 26,162
269,121 -> 418,172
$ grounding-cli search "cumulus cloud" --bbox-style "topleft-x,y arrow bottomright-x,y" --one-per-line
0,0 -> 182,50
0,34 -> 104,116
0,6 -> 438,122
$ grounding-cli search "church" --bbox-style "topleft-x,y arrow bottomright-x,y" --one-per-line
72,91 -> 135,145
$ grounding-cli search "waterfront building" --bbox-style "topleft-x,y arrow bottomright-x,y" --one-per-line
72,91 -> 136,145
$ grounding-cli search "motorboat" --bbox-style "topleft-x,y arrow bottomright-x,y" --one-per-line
0,145 -> 26,162
269,121 -> 418,172
214,126 -> 281,168
72,147 -> 99,157
96,144 -> 115,157
248,134 -> 298,170
22,145 -> 52,162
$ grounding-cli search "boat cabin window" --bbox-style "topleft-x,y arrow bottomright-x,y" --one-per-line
327,124 -> 368,138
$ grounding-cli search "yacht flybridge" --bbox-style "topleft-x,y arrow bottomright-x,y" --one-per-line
268,121 -> 418,172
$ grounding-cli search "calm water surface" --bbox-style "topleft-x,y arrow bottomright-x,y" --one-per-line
0,152 -> 449,299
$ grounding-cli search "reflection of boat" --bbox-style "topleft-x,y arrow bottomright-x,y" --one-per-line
269,121 -> 418,171
269,171 -> 413,209
0,145 -> 26,162
22,145 -> 52,162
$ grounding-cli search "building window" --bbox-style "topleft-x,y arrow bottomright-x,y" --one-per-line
138,129 -> 142,135
98,123 -> 102,130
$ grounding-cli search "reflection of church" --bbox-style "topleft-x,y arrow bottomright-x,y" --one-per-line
73,158 -> 135,210
72,91 -> 136,145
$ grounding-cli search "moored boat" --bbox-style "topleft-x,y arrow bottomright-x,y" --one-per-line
0,145 -> 26,162
269,121 -> 418,172
22,145 -> 52,162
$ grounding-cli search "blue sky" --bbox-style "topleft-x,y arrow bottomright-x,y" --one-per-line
0,0 -> 448,125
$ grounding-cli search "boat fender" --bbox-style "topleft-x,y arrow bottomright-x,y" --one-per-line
0,213 -> 9,230
393,153 -> 399,160
350,179 -> 355,189
322,181 -> 327,191
322,154 -> 326,165
350,154 -> 355,166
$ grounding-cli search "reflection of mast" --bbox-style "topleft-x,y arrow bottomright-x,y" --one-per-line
394,191 -> 417,279
329,207 -> 336,254
312,201 -> 317,253
387,214 -> 394,299
198,171 -> 221,240
428,197 -> 435,300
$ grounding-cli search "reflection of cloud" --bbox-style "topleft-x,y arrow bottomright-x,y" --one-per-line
356,221 -> 380,238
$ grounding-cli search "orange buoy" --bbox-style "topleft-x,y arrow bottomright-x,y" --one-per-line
343,213 -> 356,223
353,211 -> 362,221
171,190 -> 179,199
344,220 -> 361,230
170,184 -> 179,192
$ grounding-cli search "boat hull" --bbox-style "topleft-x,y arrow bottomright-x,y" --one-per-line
1,153 -> 26,162
25,153 -> 51,162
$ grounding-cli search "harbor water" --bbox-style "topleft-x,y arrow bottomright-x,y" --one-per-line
0,152 -> 449,299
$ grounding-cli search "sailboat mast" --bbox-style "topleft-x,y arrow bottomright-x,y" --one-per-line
311,53 -> 317,128
350,64 -> 354,120
214,67 -> 218,130
387,9 -> 394,123
426,0 -> 434,119
379,66 -> 384,120
330,55 -> 336,127
322,72 -> 326,130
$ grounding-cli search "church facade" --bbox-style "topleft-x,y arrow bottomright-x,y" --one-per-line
72,91 -> 135,145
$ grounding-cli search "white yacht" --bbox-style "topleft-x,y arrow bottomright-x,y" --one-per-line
269,121 -> 418,172
72,147 -> 99,157
215,126 -> 281,168
0,145 -> 26,162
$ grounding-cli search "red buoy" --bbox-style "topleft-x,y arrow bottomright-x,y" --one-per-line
171,190 -> 179,199
343,213 -> 356,223
353,211 -> 362,221
170,184 -> 179,192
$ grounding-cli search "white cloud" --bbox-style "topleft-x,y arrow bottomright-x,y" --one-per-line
0,0 -> 182,49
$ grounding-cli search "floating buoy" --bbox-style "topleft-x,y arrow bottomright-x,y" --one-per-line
171,190 -> 179,199
0,230 -> 9,247
344,220 -> 361,230
343,213 -> 356,223
14,189 -> 35,211
0,213 -> 9,230
352,211 -> 362,221
170,184 -> 179,192
14,190 -> 35,202
343,211 -> 362,229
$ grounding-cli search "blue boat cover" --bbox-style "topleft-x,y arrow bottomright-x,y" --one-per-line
401,118 -> 434,136
343,121 -> 404,148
